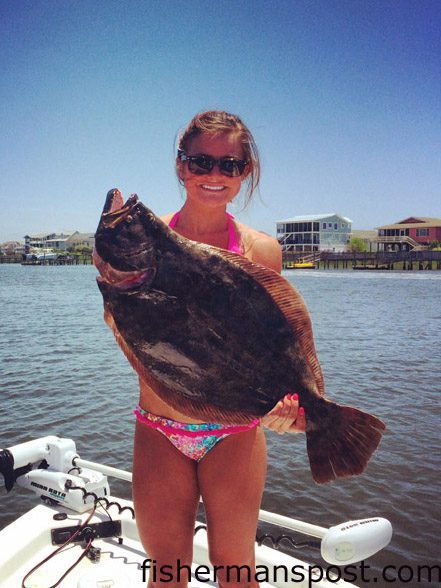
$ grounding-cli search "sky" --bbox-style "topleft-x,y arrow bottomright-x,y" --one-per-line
1,0 -> 440,242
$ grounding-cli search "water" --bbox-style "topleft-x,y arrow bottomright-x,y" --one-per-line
1,265 -> 440,583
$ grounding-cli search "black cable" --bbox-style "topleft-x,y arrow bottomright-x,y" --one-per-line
194,524 -> 320,551
69,488 -> 319,553
256,532 -> 321,550
28,483 -> 318,586
21,504 -> 97,588
69,486 -> 135,519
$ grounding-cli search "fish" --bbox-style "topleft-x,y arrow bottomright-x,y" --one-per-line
94,189 -> 386,484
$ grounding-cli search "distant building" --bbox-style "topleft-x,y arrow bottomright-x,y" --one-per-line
376,217 -> 441,251
67,232 -> 95,249
24,231 -> 95,253
0,241 -> 26,255
276,214 -> 352,253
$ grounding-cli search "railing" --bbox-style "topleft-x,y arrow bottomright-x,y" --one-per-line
373,235 -> 426,250
318,250 -> 441,262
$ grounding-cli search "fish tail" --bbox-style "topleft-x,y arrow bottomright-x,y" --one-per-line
306,401 -> 386,484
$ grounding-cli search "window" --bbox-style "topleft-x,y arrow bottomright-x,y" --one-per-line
334,223 -> 338,230
322,223 -> 326,229
416,228 -> 429,237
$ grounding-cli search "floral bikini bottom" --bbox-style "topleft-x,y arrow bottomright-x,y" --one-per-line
134,405 -> 260,462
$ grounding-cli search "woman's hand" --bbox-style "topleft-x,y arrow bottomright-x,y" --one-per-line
261,394 -> 306,434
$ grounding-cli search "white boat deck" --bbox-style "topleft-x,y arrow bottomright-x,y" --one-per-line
0,498 -> 358,588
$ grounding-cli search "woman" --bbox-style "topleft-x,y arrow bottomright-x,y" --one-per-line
132,111 -> 306,588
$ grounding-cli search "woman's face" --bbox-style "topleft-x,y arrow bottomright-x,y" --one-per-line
178,132 -> 247,209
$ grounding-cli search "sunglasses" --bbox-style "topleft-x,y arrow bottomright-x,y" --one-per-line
178,150 -> 248,177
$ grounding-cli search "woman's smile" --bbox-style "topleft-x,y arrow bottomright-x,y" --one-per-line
200,183 -> 226,192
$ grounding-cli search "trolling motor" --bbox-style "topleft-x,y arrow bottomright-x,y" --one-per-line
1,437 -> 392,566
0,436 -> 109,513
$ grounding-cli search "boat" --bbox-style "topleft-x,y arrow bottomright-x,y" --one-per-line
0,437 -> 392,587
24,248 -> 60,262
285,262 -> 316,270
352,264 -> 390,271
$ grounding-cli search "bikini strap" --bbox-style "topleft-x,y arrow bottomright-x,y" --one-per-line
168,211 -> 180,229
168,211 -> 242,255
226,213 -> 243,255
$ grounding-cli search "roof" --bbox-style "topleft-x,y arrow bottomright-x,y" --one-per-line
277,213 -> 352,223
377,217 -> 441,230
46,236 -> 70,243
24,233 -> 48,239
68,232 -> 95,241
352,230 -> 377,239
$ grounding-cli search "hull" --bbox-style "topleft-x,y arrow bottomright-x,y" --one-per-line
0,499 -> 359,588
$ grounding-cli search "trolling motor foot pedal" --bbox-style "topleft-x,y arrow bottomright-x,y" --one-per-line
51,520 -> 122,545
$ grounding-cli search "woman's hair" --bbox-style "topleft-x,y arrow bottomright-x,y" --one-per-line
176,110 -> 260,208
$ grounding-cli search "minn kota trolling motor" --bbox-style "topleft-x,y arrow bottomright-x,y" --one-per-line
0,436 -> 109,513
0,436 -> 392,566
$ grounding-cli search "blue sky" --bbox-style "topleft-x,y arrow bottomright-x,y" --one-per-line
1,0 -> 440,241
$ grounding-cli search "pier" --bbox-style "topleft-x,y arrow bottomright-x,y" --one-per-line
0,255 -> 92,265
283,250 -> 441,271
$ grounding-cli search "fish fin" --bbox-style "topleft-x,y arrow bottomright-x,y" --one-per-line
306,401 -> 386,484
212,248 -> 325,397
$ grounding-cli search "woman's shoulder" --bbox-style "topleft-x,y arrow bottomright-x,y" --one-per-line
235,221 -> 282,273
160,212 -> 177,225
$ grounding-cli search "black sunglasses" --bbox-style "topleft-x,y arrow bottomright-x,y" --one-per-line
178,150 -> 248,177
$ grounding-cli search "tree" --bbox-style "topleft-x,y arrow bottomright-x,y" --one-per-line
348,237 -> 368,253
73,245 -> 93,255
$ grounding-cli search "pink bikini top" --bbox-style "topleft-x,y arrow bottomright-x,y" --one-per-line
168,211 -> 243,255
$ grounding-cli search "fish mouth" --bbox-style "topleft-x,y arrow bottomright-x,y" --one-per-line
97,266 -> 153,290
94,188 -> 158,287
94,249 -> 154,290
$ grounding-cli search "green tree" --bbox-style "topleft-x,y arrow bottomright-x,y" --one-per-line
67,244 -> 93,255
348,237 -> 368,253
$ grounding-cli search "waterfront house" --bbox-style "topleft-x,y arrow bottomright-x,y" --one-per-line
376,217 -> 441,251
24,231 -> 95,253
67,232 -> 95,249
276,214 -> 352,253
0,241 -> 26,256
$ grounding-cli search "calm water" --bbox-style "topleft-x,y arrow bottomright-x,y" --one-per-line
1,265 -> 440,583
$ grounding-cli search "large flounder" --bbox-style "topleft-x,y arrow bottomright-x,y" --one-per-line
94,189 -> 385,484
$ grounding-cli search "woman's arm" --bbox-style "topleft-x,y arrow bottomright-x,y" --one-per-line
248,233 -> 282,273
